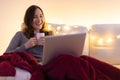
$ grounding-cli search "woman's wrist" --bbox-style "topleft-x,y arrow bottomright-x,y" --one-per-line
24,43 -> 29,49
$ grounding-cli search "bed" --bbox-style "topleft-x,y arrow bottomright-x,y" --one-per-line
1,24 -> 120,80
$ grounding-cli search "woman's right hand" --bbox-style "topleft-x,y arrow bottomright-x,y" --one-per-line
24,37 -> 37,49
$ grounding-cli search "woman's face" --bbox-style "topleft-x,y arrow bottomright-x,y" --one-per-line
32,8 -> 44,32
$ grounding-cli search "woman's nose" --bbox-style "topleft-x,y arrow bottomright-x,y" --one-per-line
36,17 -> 41,22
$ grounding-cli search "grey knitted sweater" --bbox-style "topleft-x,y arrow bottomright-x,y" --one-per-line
5,31 -> 43,62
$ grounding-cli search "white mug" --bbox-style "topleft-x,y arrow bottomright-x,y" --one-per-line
36,33 -> 45,39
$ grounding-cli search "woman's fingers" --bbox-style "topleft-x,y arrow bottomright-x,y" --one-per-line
25,37 -> 37,49
37,37 -> 45,45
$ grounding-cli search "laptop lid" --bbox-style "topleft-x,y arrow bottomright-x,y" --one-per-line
42,32 -> 86,65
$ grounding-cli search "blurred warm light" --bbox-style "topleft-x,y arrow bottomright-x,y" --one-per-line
56,26 -> 61,31
117,35 -> 120,39
97,38 -> 104,45
91,36 -> 96,41
63,25 -> 71,31
92,36 -> 114,47
46,24 -> 56,32
73,25 -> 79,28
47,24 -> 52,30
87,26 -> 92,31
55,31 -> 58,34
106,38 -> 113,43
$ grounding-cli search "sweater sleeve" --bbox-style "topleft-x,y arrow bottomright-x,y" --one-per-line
5,31 -> 27,53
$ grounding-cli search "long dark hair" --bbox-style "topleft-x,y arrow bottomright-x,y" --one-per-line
22,5 -> 52,39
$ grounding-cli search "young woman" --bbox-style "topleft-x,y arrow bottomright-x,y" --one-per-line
5,5 -> 53,62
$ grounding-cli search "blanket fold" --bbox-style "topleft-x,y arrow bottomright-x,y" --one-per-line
0,51 -> 45,80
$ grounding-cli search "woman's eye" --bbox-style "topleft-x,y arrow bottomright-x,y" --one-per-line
40,15 -> 43,18
34,16 -> 37,18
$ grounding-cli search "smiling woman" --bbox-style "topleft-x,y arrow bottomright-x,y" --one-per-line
5,5 -> 53,62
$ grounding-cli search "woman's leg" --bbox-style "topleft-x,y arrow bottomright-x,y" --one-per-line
43,54 -> 97,80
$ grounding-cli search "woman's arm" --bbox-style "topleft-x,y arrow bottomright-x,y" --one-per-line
5,31 -> 26,53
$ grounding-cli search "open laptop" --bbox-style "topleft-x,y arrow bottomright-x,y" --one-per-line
42,32 -> 86,65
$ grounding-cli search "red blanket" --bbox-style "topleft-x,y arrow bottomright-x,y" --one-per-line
0,52 -> 45,80
0,52 -> 120,80
43,54 -> 120,80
